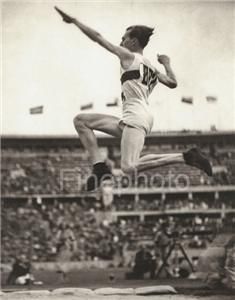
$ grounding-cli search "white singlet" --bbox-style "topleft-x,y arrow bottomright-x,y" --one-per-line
119,53 -> 158,135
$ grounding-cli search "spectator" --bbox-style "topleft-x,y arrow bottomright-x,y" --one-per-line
125,244 -> 157,279
6,254 -> 32,285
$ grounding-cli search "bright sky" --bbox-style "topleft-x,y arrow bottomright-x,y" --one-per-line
2,0 -> 235,135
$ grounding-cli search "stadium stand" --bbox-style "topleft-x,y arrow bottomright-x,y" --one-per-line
1,131 -> 235,265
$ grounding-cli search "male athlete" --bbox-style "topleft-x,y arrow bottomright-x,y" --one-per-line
55,7 -> 212,191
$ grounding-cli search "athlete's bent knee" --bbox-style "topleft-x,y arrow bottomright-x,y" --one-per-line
121,161 -> 136,175
73,114 -> 88,130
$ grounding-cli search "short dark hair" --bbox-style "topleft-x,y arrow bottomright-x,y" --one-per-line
126,25 -> 154,49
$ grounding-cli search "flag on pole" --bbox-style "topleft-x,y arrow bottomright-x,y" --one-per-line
29,105 -> 43,114
106,98 -> 119,107
181,97 -> 193,104
206,96 -> 217,102
80,102 -> 93,110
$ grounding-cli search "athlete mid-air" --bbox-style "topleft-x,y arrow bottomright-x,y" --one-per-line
55,6 -> 212,191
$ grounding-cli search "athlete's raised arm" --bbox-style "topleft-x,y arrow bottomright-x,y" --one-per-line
54,6 -> 134,68
156,55 -> 177,89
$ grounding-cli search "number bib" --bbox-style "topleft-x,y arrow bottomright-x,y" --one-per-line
120,53 -> 158,102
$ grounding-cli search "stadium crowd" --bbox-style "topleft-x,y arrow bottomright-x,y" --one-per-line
1,144 -> 235,195
1,142 -> 235,272
2,197 -> 232,264
113,196 -> 235,211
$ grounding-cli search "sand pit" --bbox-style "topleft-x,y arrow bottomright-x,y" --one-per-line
1,288 -> 235,300
1,293 -> 235,300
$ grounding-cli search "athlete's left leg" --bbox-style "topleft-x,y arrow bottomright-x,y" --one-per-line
120,127 -> 184,175
120,126 -> 212,176
137,153 -> 184,172
137,149 -> 212,176
138,153 -> 183,162
120,126 -> 146,174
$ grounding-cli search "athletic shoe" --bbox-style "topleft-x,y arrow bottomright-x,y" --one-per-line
85,162 -> 112,191
183,147 -> 213,176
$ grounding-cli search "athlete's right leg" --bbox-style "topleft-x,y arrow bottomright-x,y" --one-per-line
73,113 -> 123,191
73,113 -> 122,164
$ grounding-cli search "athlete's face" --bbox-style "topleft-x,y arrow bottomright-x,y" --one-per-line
120,30 -> 136,51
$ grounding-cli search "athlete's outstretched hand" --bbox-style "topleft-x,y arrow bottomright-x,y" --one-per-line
157,54 -> 170,65
54,6 -> 75,24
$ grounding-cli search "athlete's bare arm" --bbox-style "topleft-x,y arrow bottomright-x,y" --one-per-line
54,6 -> 134,68
156,55 -> 177,89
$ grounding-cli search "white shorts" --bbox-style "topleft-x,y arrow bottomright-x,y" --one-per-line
119,98 -> 154,135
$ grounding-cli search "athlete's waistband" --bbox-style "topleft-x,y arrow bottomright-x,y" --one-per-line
121,96 -> 149,106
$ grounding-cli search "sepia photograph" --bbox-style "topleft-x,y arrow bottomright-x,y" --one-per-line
1,0 -> 235,299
